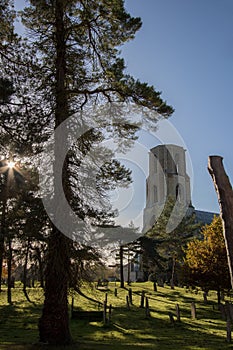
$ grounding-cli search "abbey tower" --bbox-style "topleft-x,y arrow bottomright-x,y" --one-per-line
142,144 -> 192,233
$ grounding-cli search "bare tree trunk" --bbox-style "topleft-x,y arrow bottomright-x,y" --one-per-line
208,156 -> 233,288
7,238 -> 12,304
39,228 -> 71,345
22,239 -> 32,303
120,245 -> 124,288
38,0 -> 72,344
0,237 -> 5,291
0,185 -> 7,292
35,247 -> 44,289
170,257 -> 175,289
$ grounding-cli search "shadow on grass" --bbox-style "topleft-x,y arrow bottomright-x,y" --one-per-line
67,303 -> 232,350
0,286 -> 231,350
0,302 -> 42,347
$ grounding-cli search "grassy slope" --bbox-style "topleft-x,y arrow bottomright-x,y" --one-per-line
0,282 -> 232,350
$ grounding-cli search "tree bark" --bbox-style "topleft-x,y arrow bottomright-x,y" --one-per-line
120,245 -> 124,288
208,156 -> 233,288
38,0 -> 72,344
38,228 -> 71,345
37,248 -> 44,289
0,184 -> 7,292
7,238 -> 12,304
22,239 -> 32,303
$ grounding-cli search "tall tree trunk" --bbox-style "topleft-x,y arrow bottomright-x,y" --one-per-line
22,239 -> 32,303
217,287 -> 221,305
0,185 -> 7,291
39,228 -> 71,344
0,236 -> 5,291
208,156 -> 233,288
120,245 -> 124,288
38,0 -> 72,344
170,257 -> 175,289
35,247 -> 44,289
7,237 -> 12,304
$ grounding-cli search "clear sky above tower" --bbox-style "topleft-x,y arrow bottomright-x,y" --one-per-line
122,0 -> 233,216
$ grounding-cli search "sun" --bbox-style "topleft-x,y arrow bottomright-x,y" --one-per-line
7,161 -> 15,169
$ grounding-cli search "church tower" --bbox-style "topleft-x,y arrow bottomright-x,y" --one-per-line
142,144 -> 192,233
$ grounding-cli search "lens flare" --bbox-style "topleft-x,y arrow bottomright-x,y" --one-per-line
8,161 -> 15,169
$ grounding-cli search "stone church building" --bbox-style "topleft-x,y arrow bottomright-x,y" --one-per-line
142,144 -> 217,233
124,144 -> 217,282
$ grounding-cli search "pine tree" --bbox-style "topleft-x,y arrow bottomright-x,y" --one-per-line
1,0 -> 174,344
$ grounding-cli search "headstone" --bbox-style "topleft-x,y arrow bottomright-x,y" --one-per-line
145,297 -> 150,318
140,291 -> 145,308
103,301 -> 107,324
203,292 -> 208,303
108,304 -> 112,324
129,288 -> 133,304
176,304 -> 181,322
191,302 -> 196,319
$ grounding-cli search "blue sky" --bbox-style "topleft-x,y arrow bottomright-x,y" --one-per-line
14,1 -> 233,229
121,0 -> 233,217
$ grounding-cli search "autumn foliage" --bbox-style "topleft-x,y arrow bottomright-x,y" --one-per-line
184,216 -> 231,294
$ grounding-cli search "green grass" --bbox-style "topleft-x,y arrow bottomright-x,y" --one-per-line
0,282 -> 233,349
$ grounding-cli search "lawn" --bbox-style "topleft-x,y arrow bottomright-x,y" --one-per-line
0,282 -> 232,349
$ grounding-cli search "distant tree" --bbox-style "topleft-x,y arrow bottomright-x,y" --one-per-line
184,216 -> 231,303
145,198 -> 199,287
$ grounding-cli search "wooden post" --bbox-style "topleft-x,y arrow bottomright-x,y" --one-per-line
203,291 -> 208,303
153,282 -> 157,292
71,297 -> 74,318
176,303 -> 181,322
126,295 -> 130,310
108,304 -> 112,324
103,301 -> 107,324
208,156 -> 233,288
128,288 -> 133,304
225,303 -> 232,343
145,297 -> 150,318
114,288 -> 117,297
105,293 -> 108,305
191,302 -> 196,319
140,291 -> 145,308
120,245 -> 124,288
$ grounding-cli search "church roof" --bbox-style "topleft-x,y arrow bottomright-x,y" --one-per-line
194,210 -> 219,225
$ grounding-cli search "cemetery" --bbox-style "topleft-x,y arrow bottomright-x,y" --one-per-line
1,281 -> 233,349
1,1 -> 233,348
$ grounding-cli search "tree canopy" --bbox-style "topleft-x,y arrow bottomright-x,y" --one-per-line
184,216 -> 231,299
